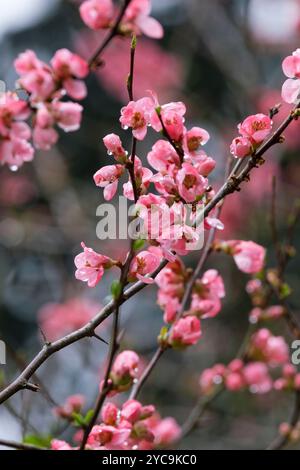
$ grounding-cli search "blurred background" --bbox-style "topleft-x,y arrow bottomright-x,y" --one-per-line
0,0 -> 300,450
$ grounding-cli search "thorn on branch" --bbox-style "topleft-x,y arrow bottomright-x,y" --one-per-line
21,381 -> 40,393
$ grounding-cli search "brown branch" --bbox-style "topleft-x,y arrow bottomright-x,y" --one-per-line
267,391 -> 300,450
0,438 -> 45,451
88,0 -> 133,68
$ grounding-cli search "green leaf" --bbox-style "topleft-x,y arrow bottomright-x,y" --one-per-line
24,434 -> 52,448
279,283 -> 292,299
83,409 -> 95,425
111,280 -> 122,300
72,412 -> 86,427
133,239 -> 145,251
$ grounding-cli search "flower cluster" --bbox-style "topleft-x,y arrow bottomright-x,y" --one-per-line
80,0 -> 164,39
51,399 -> 180,450
200,329 -> 290,396
230,113 -> 273,159
0,49 -> 89,169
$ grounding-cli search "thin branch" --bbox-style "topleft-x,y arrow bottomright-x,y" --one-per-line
267,391 -> 300,450
0,438 -> 45,451
88,0 -> 133,68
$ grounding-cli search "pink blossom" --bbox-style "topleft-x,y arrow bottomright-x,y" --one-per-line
230,136 -> 252,159
103,133 -> 127,162
176,163 -> 207,203
152,418 -> 181,446
184,127 -> 210,156
282,49 -> 300,104
52,101 -> 83,132
122,0 -> 164,39
129,250 -> 161,284
14,50 -> 44,75
243,362 -> 272,394
0,92 -> 34,169
169,316 -> 202,348
74,242 -> 113,287
156,259 -> 185,323
112,350 -> 139,381
187,151 -> 216,177
120,97 -> 153,140
149,97 -> 186,139
79,0 -> 114,30
227,240 -> 266,274
54,395 -> 85,419
18,64 -> 55,102
250,329 -> 289,366
93,164 -> 125,201
51,439 -> 74,450
238,113 -> 272,145
199,364 -> 226,394
102,403 -> 118,426
225,372 -> 244,391
51,49 -> 89,100
190,269 -> 225,319
87,425 -> 131,449
147,140 -> 180,172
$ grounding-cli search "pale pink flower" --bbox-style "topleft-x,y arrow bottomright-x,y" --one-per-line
149,95 -> 186,139
176,162 -> 207,203
187,151 -> 216,177
230,136 -> 252,159
120,97 -> 153,140
33,125 -> 58,150
129,250 -> 161,283
199,364 -> 226,394
103,133 -> 127,162
74,242 -> 112,287
227,240 -> 266,274
0,139 -> 34,169
80,0 -> 114,30
52,101 -> 83,132
112,350 -> 139,381
238,113 -> 272,145
93,164 -> 125,200
183,127 -> 210,156
14,50 -> 44,75
243,362 -> 272,394
102,403 -> 118,426
18,66 -> 55,102
51,49 -> 89,100
54,395 -> 85,419
225,372 -> 244,391
152,418 -> 181,446
87,425 -> 131,448
122,0 -> 164,39
147,140 -> 180,172
250,329 -> 289,366
282,49 -> 300,104
51,439 -> 74,450
190,269 -> 225,319
169,316 -> 202,347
